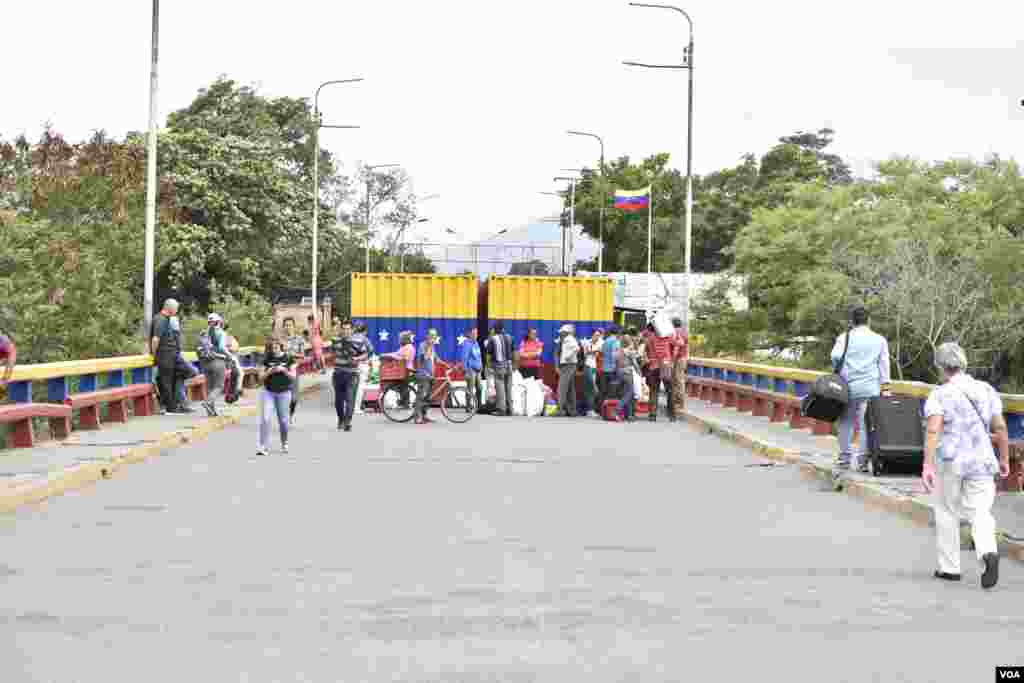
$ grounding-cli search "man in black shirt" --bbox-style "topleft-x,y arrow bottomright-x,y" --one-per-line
150,299 -> 182,414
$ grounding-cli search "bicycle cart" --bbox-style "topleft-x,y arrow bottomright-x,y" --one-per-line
379,358 -> 476,424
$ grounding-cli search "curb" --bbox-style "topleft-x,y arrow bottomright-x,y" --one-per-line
0,382 -> 325,514
682,409 -> 1024,564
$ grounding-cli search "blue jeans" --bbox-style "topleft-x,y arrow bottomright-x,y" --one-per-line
333,370 -> 359,426
837,397 -> 870,469
619,370 -> 635,420
259,389 -> 291,449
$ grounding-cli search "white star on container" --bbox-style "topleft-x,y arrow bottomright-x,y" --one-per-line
456,335 -> 467,346
378,330 -> 390,342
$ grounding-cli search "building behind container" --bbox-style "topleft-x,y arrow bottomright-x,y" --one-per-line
481,276 -> 615,366
350,273 -> 478,361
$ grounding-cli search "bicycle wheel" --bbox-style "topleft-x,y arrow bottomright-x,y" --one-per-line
381,383 -> 418,423
441,385 -> 476,423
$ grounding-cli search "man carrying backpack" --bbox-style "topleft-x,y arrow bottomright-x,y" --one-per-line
198,313 -> 230,417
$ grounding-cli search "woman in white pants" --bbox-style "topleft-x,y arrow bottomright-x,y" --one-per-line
922,343 -> 1011,589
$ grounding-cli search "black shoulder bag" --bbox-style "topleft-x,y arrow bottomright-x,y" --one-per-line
800,326 -> 852,423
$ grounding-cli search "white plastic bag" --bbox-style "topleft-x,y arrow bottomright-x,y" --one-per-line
525,379 -> 545,417
652,311 -> 673,337
632,369 -> 643,400
510,383 -> 527,416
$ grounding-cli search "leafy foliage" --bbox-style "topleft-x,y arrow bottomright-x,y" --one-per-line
729,156 -> 1024,385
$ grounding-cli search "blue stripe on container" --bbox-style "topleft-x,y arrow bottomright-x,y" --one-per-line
488,320 -> 613,365
362,317 -> 477,363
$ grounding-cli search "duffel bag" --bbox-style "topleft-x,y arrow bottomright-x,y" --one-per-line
801,325 -> 851,423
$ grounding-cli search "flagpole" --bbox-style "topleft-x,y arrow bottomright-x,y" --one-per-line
648,186 -> 654,317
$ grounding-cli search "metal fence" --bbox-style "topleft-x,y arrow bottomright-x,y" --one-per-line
398,242 -> 566,277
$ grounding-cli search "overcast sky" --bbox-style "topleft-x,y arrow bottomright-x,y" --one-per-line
3,1 -> 1022,244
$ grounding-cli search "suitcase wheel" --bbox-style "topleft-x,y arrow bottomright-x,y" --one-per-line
869,457 -> 884,477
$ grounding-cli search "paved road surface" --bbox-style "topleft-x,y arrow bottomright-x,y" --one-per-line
1,391 -> 1021,682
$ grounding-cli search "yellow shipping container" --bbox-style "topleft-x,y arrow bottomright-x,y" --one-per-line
350,273 -> 477,320
349,273 -> 479,361
485,275 -> 614,323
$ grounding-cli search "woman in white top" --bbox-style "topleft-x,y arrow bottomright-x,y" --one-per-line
923,342 -> 1011,589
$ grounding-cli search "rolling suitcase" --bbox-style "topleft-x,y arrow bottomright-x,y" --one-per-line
865,396 -> 924,476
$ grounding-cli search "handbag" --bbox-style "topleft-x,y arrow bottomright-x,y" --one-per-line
800,325 -> 852,423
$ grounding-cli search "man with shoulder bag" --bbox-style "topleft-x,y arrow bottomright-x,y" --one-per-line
829,304 -> 891,490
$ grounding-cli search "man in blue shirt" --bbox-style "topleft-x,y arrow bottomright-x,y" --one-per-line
459,327 -> 483,410
830,304 -> 891,488
601,326 -> 622,404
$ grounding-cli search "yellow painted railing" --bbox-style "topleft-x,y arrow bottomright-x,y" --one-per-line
6,347 -> 264,383
688,357 -> 1024,422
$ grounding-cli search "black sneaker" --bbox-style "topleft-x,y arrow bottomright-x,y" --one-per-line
344,424 -> 352,432
981,553 -> 1000,589
933,571 -> 961,582
337,419 -> 344,430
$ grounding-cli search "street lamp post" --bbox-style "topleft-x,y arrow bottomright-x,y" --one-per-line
553,175 -> 580,275
540,191 -> 567,275
558,169 -> 587,276
312,78 -> 362,319
567,130 -> 606,271
625,2 -> 694,326
142,0 -> 159,346
364,163 -> 400,273
399,217 -> 430,273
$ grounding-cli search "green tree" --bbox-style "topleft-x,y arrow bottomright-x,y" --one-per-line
731,156 -> 1024,382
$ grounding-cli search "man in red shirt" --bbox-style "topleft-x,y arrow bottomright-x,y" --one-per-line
0,332 -> 16,387
671,317 -> 689,418
642,322 -> 676,422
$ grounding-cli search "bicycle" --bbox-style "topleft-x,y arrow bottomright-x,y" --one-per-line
379,361 -> 477,424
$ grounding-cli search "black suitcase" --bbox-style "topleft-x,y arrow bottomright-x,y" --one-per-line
864,396 -> 924,476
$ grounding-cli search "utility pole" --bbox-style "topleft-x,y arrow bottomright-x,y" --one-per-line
311,78 -> 362,319
625,2 -> 695,326
142,0 -> 159,346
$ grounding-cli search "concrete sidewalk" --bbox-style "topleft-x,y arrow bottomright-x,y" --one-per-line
0,374 -> 331,512
682,396 -> 1024,559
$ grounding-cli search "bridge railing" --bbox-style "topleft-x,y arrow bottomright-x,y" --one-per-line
0,348 -> 269,448
686,356 -> 1024,490
2,348 -> 266,405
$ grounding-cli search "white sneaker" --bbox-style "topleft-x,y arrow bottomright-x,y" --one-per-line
256,447 -> 268,456
282,444 -> 289,454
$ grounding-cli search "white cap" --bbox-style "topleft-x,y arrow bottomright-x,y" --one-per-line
559,324 -> 573,333
207,313 -> 223,324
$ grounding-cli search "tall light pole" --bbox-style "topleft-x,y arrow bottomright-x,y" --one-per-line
142,0 -> 159,346
540,191 -> 567,274
560,169 -> 588,276
312,78 -> 362,318
553,175 -> 580,275
399,217 -> 431,273
364,163 -> 400,273
567,130 -> 606,271
625,2 -> 694,326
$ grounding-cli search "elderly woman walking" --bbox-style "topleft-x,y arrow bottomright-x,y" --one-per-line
923,343 -> 1011,589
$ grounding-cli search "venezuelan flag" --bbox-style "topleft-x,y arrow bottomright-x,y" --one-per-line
613,186 -> 651,212
350,274 -> 478,363
483,276 -> 615,365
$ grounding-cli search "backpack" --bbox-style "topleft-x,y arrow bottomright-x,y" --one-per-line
197,330 -> 218,362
